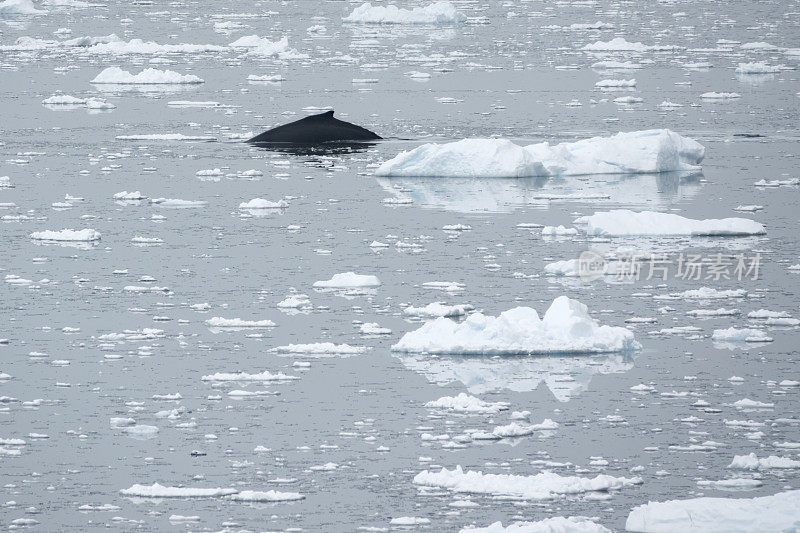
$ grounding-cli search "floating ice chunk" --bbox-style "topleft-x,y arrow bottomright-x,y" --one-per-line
584,37 -> 649,52
404,302 -> 474,318
748,309 -> 791,319
392,296 -> 640,355
414,466 -> 641,500
83,38 -> 226,55
229,35 -> 300,58
117,134 -> 215,142
270,343 -> 367,356
732,398 -> 774,408
313,272 -> 381,288
425,393 -> 509,414
741,41 -> 779,50
696,478 -> 763,490
712,328 -> 773,343
42,94 -> 86,105
150,198 -> 208,207
239,198 -> 288,209
728,453 -> 800,470
576,210 -> 765,236
205,317 -> 275,328
30,229 -> 100,241
490,419 -> 558,438
122,425 -> 158,437
201,371 -> 298,381
375,130 -> 704,178
360,322 -> 391,335
461,517 -> 611,533
343,1 -> 465,24
735,62 -> 785,74
686,308 -> 739,317
0,0 -> 45,14
614,96 -> 643,104
595,79 -> 637,88
625,489 -> 800,532
228,490 -> 304,502
277,294 -> 311,308
91,67 -> 203,84
120,483 -> 237,498
700,92 -> 741,99
391,517 -> 431,525
542,225 -> 579,237
247,74 -> 285,82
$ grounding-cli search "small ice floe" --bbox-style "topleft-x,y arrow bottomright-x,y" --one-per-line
113,190 -> 147,201
542,225 -> 579,237
42,95 -> 115,110
150,198 -> 208,207
403,302 -> 474,318
735,62 -> 786,74
462,517 -> 611,533
0,176 -> 11,188
228,490 -> 304,502
270,343 -> 367,356
131,237 -> 163,245
390,517 -> 430,525
626,490 -> 800,532
247,74 -> 285,82
344,2 -> 465,24
116,134 -> 215,141
122,425 -> 158,439
754,178 -> 800,187
392,296 -> 640,355
167,101 -> 224,108
423,281 -> 465,292
30,229 -> 101,241
595,79 -> 636,88
614,96 -> 643,104
239,198 -> 288,209
712,328 -> 773,343
475,419 -> 558,439
655,287 -> 747,300
120,483 -> 237,498
748,309 -> 791,319
406,71 -> 431,79
732,398 -> 774,409
728,453 -> 800,470
375,130 -> 704,178
696,478 -> 762,491
575,210 -> 765,236
90,67 -> 203,84
229,35 -> 303,59
205,317 -> 275,328
309,462 -> 338,471
359,322 -> 391,335
700,92 -> 741,99
686,308 -> 739,317
313,272 -> 381,288
425,393 -> 509,414
741,41 -> 779,50
583,37 -> 650,52
201,370 -> 298,381
277,294 -> 311,310
414,466 -> 641,500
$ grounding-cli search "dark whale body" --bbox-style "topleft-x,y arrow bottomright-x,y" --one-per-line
247,111 -> 381,146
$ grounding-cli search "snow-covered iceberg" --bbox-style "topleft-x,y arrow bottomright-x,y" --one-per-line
576,210 -> 766,236
391,296 -> 640,355
414,466 -> 641,500
625,489 -> 800,532
343,1 -> 465,24
375,130 -> 704,178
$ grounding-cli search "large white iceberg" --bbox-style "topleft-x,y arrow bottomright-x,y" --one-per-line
391,296 -> 640,355
375,130 -> 704,178
576,210 -> 766,236
625,489 -> 800,532
343,1 -> 465,24
414,466 -> 641,500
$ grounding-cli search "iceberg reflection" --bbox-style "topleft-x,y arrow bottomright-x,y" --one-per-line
376,171 -> 702,213
396,352 -> 634,402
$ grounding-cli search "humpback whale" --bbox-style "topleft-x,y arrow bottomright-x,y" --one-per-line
247,110 -> 381,146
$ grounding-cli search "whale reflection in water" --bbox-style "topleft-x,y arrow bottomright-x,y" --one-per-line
396,352 -> 634,402
376,171 -> 702,213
